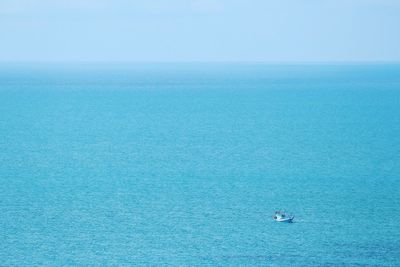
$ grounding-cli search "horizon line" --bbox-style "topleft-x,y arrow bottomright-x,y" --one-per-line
2,60 -> 400,65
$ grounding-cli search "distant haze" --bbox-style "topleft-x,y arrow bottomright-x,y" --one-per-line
1,0 -> 399,62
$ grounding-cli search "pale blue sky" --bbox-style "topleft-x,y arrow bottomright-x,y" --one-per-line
0,0 -> 399,62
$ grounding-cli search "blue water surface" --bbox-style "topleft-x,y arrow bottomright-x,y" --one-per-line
0,63 -> 399,266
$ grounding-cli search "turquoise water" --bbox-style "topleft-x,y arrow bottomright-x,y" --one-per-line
1,64 -> 399,266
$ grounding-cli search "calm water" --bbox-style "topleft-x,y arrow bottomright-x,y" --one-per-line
1,64 -> 399,266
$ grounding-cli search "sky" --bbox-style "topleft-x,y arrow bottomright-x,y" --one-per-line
0,0 -> 399,62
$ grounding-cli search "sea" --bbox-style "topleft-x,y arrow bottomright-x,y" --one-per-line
0,63 -> 399,266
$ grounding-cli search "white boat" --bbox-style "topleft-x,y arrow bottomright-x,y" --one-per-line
273,211 -> 294,223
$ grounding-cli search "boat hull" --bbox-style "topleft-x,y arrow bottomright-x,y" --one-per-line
274,217 -> 294,223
